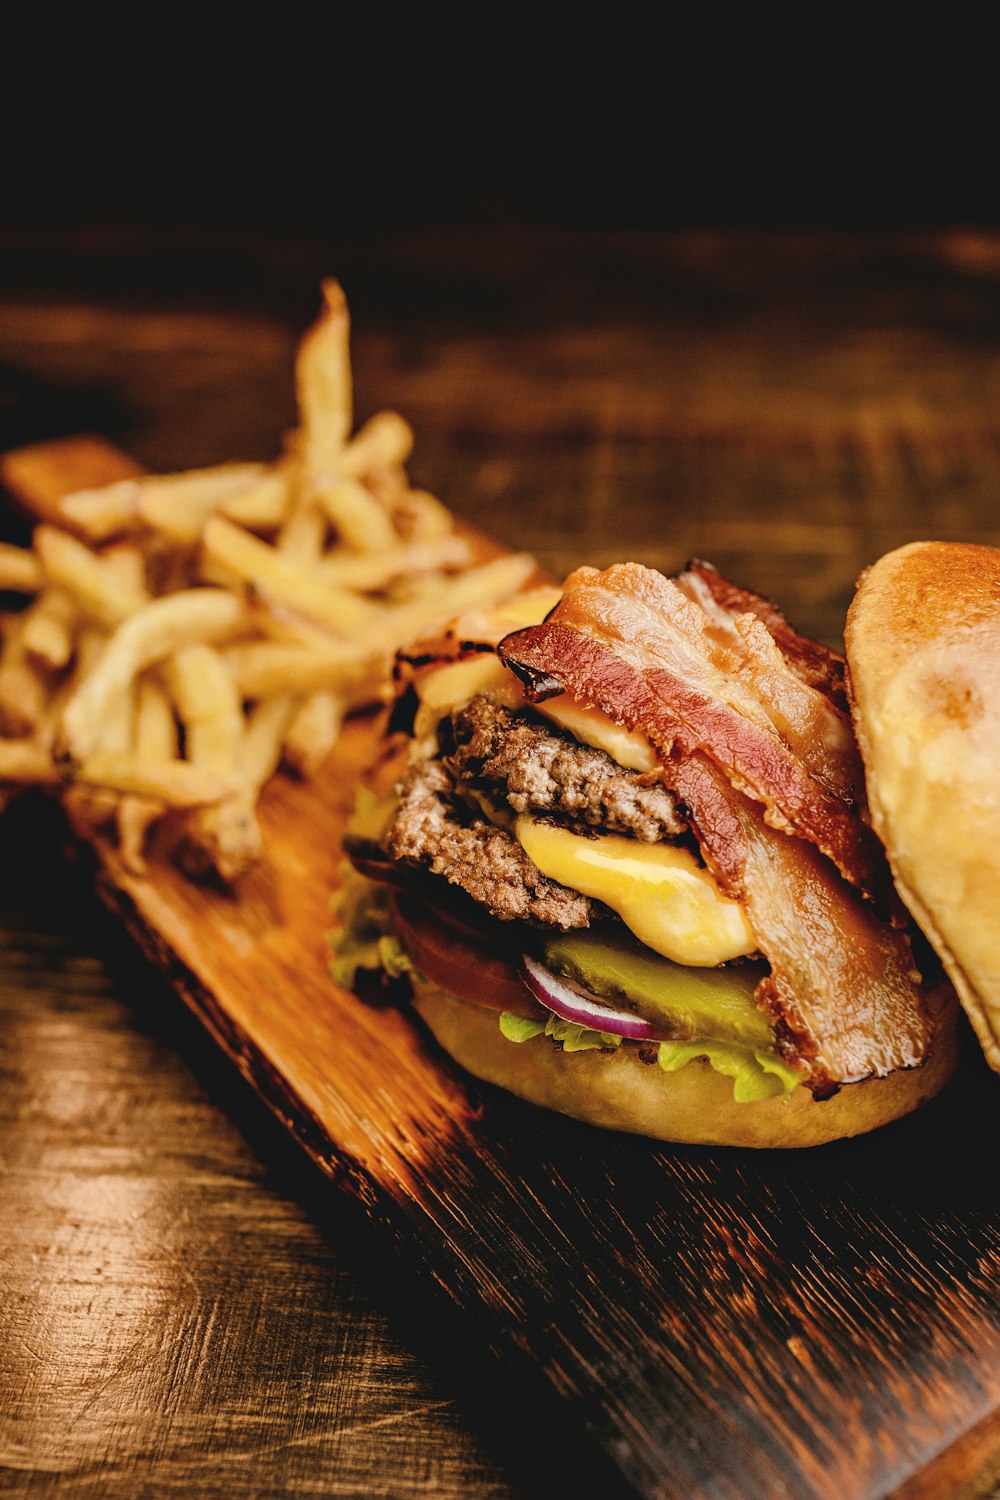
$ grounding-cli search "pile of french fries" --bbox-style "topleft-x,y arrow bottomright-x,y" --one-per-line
0,282 -> 535,881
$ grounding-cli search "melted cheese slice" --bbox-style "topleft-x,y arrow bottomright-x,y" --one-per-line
515,815 -> 756,966
415,656 -> 657,771
536,696 -> 657,772
414,656 -> 525,748
417,654 -> 524,715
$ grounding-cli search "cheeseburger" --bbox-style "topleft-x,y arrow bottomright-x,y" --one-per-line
337,558 -> 959,1148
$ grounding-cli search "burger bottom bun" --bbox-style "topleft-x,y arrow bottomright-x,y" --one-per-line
413,980 -> 961,1149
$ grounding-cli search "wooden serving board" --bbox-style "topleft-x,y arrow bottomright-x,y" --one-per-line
5,436 -> 1000,1500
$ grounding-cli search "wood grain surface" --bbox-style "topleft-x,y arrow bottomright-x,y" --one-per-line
0,794 -> 541,1500
4,229 -> 1000,1500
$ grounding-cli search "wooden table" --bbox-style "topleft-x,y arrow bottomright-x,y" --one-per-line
4,226 -> 1000,1499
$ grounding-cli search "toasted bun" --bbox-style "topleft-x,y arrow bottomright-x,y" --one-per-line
413,977 -> 959,1148
846,541 -> 1000,1073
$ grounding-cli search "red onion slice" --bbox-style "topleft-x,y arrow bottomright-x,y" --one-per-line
521,955 -> 666,1040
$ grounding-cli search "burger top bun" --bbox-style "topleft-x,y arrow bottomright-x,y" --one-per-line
845,541 -> 1000,1072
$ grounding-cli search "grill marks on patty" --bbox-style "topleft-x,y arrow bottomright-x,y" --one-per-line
383,694 -> 688,929
386,758 -> 600,928
446,696 -> 685,841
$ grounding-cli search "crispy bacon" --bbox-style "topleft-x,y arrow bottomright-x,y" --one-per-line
676,559 -> 848,710
500,565 -> 891,907
497,560 -> 931,1087
668,756 -> 929,1089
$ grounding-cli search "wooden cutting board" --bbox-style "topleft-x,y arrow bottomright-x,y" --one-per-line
4,435 -> 1000,1500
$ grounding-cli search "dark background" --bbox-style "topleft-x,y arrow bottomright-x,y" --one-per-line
2,29 -> 994,244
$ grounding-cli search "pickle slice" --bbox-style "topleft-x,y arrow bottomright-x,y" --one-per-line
540,927 -> 774,1051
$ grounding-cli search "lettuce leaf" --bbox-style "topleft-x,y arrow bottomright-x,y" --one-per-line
498,1011 -> 802,1102
499,1013 -> 547,1043
499,1012 -> 623,1051
328,862 -> 413,991
658,1039 -> 802,1102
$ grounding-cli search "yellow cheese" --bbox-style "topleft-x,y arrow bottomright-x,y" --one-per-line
414,656 -> 525,745
417,654 -> 524,714
537,696 -> 658,772
483,585 -> 563,632
515,815 -> 756,966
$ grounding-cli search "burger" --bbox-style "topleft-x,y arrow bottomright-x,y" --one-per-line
336,558 -> 961,1148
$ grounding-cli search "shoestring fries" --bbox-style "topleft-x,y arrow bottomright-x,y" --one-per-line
0,281 -> 537,882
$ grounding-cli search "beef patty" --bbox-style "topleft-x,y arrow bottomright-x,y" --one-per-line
446,696 -> 683,842
386,758 -> 600,928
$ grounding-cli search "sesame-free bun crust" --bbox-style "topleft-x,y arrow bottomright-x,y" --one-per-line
846,540 -> 1000,1072
413,980 -> 958,1148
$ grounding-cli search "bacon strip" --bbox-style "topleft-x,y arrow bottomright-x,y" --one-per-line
497,560 -> 931,1086
500,565 -> 891,907
668,756 -> 929,1089
676,558 -> 848,710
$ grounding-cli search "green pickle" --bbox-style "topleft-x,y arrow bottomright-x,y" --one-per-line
540,927 -> 774,1051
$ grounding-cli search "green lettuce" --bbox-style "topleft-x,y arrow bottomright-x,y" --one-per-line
658,1039 -> 802,1102
498,1012 -> 802,1102
328,862 -> 412,991
499,1012 -> 624,1052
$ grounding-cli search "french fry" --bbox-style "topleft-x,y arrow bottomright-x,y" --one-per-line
196,555 -> 244,593
116,678 -> 178,874
43,623 -> 105,735
73,669 -> 137,834
317,535 -> 473,592
0,739 -> 60,782
103,543 -> 148,594
392,488 -> 455,542
241,694 -> 297,795
283,690 -> 345,778
447,585 -> 564,643
66,625 -> 106,688
34,526 -> 149,627
59,590 -> 248,764
58,478 -> 143,541
0,725 -> 223,811
0,541 -> 43,593
296,279 -> 352,483
278,496 -> 327,562
340,410 -> 413,477
222,557 -> 534,728
313,478 -> 398,551
200,516 -> 375,635
166,644 -> 243,776
224,640 -> 378,699
223,468 -> 290,531
134,463 -> 270,545
73,752 -> 230,806
251,607 -> 350,650
364,552 -> 539,650
274,454 -> 344,786
166,643 -> 262,883
176,793 -> 262,884
21,588 -> 76,670
362,464 -> 409,508
0,613 -> 49,737
53,625 -> 113,835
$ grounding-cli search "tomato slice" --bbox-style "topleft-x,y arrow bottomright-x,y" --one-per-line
390,894 -> 542,1017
